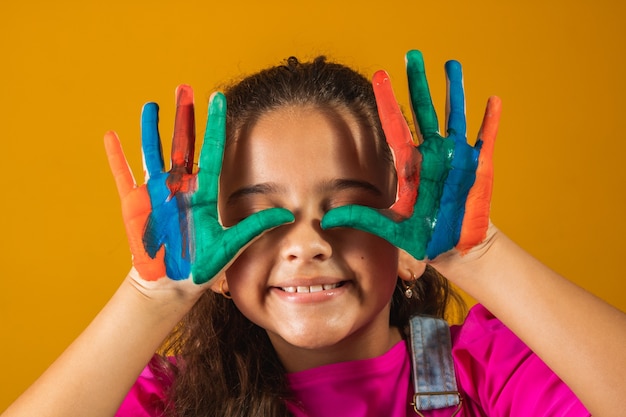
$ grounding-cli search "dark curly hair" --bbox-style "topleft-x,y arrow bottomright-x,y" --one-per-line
155,56 -> 465,417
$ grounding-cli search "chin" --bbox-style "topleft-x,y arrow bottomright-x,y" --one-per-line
269,324 -> 350,351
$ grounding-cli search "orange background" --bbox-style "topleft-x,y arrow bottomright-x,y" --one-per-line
1,0 -> 625,410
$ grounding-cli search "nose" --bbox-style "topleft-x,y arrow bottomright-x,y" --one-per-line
279,216 -> 333,262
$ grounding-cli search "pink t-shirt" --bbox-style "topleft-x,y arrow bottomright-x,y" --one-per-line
116,304 -> 590,416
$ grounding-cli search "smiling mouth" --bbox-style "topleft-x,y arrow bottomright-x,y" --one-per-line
278,282 -> 346,293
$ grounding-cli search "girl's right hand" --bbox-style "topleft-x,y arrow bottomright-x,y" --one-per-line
105,86 -> 294,285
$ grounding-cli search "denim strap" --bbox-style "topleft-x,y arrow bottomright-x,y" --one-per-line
408,315 -> 462,415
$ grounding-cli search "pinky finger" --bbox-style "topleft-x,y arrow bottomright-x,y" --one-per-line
104,131 -> 136,199
456,96 -> 501,253
476,96 -> 502,150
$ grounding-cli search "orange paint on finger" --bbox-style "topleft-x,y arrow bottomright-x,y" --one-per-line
106,132 -> 168,281
373,70 -> 419,219
389,148 -> 420,218
457,96 -> 501,253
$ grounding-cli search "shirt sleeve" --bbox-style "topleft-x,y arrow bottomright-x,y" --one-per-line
115,356 -> 173,417
450,304 -> 590,417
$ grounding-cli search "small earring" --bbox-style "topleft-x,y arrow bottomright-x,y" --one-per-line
219,279 -> 232,300
403,272 -> 417,299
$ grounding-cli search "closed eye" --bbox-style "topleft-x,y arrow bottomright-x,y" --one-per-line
222,178 -> 387,226
323,179 -> 383,197
321,179 -> 387,210
222,182 -> 287,227
226,182 -> 285,207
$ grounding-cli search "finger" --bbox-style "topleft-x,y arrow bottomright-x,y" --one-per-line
406,50 -> 439,142
195,92 -> 227,207
444,60 -> 467,139
476,96 -> 502,148
227,208 -> 295,252
373,70 -> 413,146
322,205 -> 429,260
104,131 -> 136,198
171,84 -> 196,173
457,96 -> 501,253
141,102 -> 165,180
372,70 -> 419,218
190,92 -> 228,284
321,205 -> 401,244
192,207 -> 295,284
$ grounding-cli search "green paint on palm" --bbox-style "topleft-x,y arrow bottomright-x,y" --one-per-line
415,133 -> 454,227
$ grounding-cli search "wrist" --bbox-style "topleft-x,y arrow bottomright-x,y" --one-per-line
428,222 -> 502,287
121,267 -> 206,322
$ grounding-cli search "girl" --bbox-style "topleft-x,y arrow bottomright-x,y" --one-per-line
3,51 -> 625,417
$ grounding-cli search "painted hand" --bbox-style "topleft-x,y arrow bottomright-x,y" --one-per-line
321,50 -> 501,260
190,92 -> 294,284
105,86 -> 293,283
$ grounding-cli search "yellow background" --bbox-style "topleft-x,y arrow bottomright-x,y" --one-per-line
1,0 -> 625,409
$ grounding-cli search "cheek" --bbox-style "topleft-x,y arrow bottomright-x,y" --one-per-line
346,233 -> 399,283
223,246 -> 275,329
224,260 -> 264,318
369,253 -> 400,294
225,249 -> 260,287
224,237 -> 273,295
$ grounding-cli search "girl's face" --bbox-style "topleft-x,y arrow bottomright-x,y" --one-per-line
218,105 -> 400,371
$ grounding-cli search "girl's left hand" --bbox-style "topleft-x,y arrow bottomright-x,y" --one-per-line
321,50 -> 501,260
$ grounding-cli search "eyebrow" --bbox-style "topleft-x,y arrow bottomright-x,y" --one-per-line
226,178 -> 383,207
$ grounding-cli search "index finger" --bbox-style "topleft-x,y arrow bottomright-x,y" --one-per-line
171,84 -> 196,173
406,50 -> 439,141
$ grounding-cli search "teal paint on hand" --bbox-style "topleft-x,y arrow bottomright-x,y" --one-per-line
191,93 -> 294,284
322,51 -> 493,261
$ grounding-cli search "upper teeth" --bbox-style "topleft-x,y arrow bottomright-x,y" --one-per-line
281,283 -> 339,293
